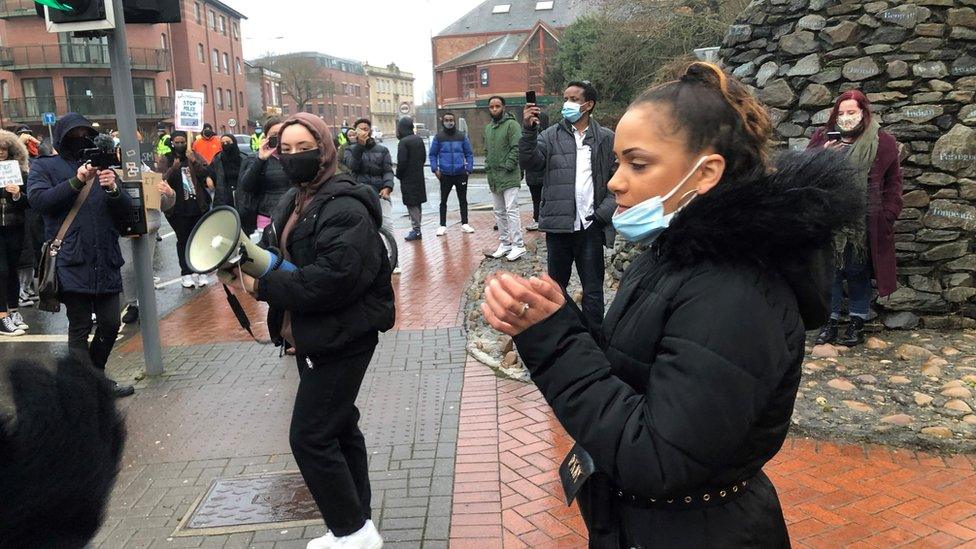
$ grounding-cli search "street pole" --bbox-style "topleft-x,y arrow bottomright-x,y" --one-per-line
107,0 -> 163,375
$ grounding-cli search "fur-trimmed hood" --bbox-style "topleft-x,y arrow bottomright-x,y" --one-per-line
661,148 -> 863,266
0,130 -> 30,172
659,148 -> 864,328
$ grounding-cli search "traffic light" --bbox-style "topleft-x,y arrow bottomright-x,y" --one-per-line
35,0 -> 181,32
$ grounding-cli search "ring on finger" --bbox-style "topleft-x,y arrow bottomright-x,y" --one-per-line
516,302 -> 530,318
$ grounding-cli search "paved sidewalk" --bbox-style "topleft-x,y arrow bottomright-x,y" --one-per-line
98,208 -> 976,548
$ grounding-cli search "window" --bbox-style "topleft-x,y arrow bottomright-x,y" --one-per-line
232,23 -> 239,40
236,57 -> 242,74
194,2 -> 201,23
355,85 -> 360,97
64,76 -> 113,115
202,84 -> 208,103
207,10 -> 215,29
166,79 -> 172,97
492,4 -> 511,13
226,89 -> 233,109
343,104 -> 349,117
160,33 -> 167,50
197,43 -> 204,62
282,104 -> 289,115
0,80 -> 8,101
216,87 -> 223,110
239,91 -> 244,108
535,1 -> 554,9
212,48 -> 219,69
317,104 -> 325,116
219,15 -> 226,35
356,106 -> 362,117
22,78 -> 55,117
132,78 -> 156,115
222,52 -> 229,74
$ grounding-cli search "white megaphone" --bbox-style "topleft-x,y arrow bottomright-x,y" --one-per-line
186,206 -> 297,278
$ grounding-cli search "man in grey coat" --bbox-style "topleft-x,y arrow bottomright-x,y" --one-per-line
519,81 -> 616,330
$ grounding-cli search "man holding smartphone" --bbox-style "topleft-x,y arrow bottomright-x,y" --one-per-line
519,81 -> 617,331
25,113 -> 135,397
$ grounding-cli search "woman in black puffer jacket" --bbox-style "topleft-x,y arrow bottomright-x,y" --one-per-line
239,117 -> 290,237
482,62 -> 862,548
0,129 -> 30,336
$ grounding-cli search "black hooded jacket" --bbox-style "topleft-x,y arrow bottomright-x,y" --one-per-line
395,117 -> 427,207
258,174 -> 395,357
512,149 -> 862,548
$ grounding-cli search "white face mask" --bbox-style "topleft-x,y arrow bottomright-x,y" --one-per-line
837,112 -> 862,133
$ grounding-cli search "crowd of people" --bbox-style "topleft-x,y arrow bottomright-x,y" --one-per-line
1,59 -> 906,548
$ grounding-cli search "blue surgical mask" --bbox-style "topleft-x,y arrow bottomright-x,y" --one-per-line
562,101 -> 583,123
612,157 -> 708,243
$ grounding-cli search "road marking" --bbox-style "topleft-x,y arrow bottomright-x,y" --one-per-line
1,334 -> 123,343
160,231 -> 175,240
155,277 -> 185,289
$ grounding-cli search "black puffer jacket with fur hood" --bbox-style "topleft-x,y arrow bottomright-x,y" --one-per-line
0,129 -> 30,227
513,149 -> 862,548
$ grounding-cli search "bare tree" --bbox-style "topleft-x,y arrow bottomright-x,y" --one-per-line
262,55 -> 319,112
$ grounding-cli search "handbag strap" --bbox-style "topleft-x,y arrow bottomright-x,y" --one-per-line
53,180 -> 94,247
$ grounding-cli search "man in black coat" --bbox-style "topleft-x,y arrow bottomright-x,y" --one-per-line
520,81 -> 616,331
395,117 -> 427,241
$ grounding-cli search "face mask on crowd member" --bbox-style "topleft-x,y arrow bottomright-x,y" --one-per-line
202,124 -> 215,139
561,83 -> 594,124
170,134 -> 188,157
442,116 -> 456,131
220,135 -> 237,156
835,99 -> 863,136
279,120 -> 325,185
61,128 -> 96,161
608,64 -> 754,244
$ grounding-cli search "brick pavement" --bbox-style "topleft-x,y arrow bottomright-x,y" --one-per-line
100,209 -> 976,548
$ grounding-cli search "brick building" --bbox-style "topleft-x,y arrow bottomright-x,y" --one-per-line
432,0 -> 591,149
169,0 -> 248,134
364,62 -> 414,137
0,0 -> 248,139
245,61 -> 282,127
255,52 -> 371,138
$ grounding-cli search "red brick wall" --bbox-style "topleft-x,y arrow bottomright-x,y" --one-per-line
432,35 -> 494,67
279,66 -> 371,136
437,62 -> 528,106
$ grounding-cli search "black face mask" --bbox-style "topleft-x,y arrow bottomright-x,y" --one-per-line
279,149 -> 321,184
202,129 -> 215,138
221,143 -> 237,156
61,136 -> 94,160
172,144 -> 188,157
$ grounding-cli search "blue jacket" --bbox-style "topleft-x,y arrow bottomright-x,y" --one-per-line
428,129 -> 473,176
26,113 -> 131,295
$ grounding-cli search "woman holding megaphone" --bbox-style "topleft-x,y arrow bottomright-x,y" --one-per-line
230,112 -> 395,549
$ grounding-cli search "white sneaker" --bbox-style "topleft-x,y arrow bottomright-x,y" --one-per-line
306,530 -> 336,549
194,274 -> 209,287
9,311 -> 28,330
332,520 -> 383,549
489,244 -> 512,259
436,226 -> 447,236
0,316 -> 25,336
181,275 -> 195,288
506,246 -> 527,261
461,224 -> 475,233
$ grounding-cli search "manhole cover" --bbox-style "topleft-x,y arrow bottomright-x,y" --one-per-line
173,472 -> 321,536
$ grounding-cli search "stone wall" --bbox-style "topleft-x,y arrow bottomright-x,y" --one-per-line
717,0 -> 976,325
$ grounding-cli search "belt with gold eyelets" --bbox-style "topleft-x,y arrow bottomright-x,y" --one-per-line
613,478 -> 753,510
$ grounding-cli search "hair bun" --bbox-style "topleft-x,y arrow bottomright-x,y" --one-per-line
681,62 -> 723,89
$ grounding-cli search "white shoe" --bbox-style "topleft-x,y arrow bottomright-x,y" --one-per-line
0,316 -> 25,336
489,244 -> 512,259
461,224 -> 475,233
306,530 -> 336,549
506,246 -> 527,261
181,275 -> 195,288
194,274 -> 209,287
9,311 -> 28,330
436,226 -> 447,236
393,266 -> 402,274
332,520 -> 383,549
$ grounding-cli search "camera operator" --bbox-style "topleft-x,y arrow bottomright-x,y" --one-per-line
25,113 -> 135,398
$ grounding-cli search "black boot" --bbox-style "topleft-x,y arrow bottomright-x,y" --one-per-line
837,317 -> 866,347
815,319 -> 839,345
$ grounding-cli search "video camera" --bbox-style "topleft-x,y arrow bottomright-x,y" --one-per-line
81,134 -> 120,170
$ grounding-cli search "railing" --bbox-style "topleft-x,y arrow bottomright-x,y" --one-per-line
0,45 -> 170,71
2,96 -> 173,119
0,0 -> 39,18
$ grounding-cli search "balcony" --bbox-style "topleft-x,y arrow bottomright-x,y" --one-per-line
0,45 -> 170,72
0,0 -> 38,18
2,96 -> 173,120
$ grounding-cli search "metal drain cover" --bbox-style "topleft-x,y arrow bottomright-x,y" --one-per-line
174,472 -> 321,536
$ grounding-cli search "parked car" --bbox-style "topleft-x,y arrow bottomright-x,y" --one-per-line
233,134 -> 252,154
371,128 -> 384,142
413,123 -> 430,139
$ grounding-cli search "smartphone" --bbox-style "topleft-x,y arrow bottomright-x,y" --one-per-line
826,131 -> 842,142
266,135 -> 279,149
525,90 -> 537,104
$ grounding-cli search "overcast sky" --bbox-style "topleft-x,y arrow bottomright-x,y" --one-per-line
226,0 -> 484,100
